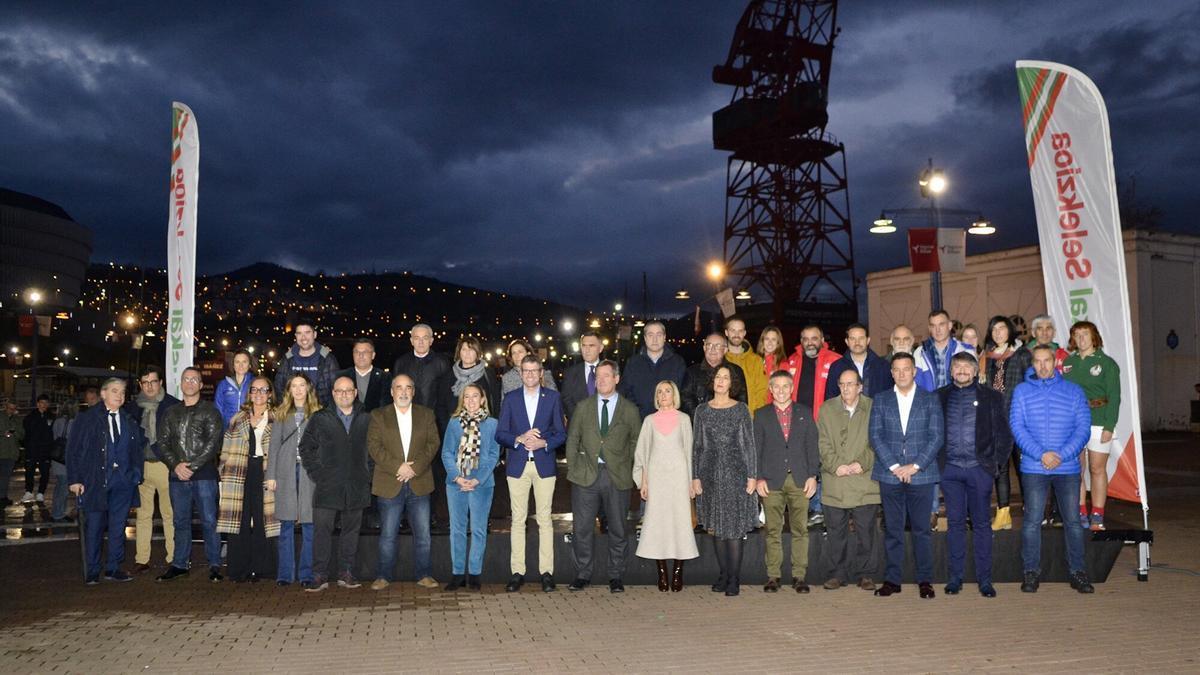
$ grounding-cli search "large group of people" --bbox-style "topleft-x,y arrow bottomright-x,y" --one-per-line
2,309 -> 1120,598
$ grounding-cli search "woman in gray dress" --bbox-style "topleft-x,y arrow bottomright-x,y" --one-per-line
633,381 -> 699,592
266,373 -> 320,588
692,365 -> 757,597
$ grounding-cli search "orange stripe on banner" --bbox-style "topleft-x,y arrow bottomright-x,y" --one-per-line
1107,435 -> 1141,503
1026,72 -> 1067,168
1021,68 -> 1048,127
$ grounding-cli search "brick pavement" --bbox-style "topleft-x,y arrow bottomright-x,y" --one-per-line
2,434 -> 1198,673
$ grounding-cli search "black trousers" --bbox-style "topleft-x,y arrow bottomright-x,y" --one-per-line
825,503 -> 880,583
570,465 -> 629,581
25,457 -> 51,493
226,456 -> 276,580
313,506 -> 364,579
994,443 -> 1022,508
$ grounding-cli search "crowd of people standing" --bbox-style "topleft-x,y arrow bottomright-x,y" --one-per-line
1,310 -> 1119,597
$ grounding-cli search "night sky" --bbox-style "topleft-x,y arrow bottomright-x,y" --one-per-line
1,1 -> 1195,313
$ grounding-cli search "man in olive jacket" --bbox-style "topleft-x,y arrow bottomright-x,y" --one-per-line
817,368 -> 881,591
367,374 -> 440,590
566,360 -> 641,593
300,376 -> 373,590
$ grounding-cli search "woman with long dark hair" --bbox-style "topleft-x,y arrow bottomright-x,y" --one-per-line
982,315 -> 1025,530
692,365 -> 757,597
500,339 -> 557,396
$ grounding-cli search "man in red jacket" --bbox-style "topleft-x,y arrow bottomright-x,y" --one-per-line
788,324 -> 840,526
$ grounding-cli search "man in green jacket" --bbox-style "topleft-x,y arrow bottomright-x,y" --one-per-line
1,399 -> 23,506
566,360 -> 640,593
817,369 -> 880,591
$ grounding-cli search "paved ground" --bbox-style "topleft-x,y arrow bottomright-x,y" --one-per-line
1,433 -> 1198,673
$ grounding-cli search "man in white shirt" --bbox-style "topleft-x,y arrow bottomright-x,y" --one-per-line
867,353 -> 944,599
367,374 -> 440,591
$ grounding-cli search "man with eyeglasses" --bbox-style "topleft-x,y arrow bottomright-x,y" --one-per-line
680,333 -> 748,417
157,366 -> 225,582
817,368 -> 881,591
496,354 -> 567,592
124,365 -> 180,573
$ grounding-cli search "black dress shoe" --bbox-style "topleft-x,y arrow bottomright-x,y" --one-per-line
157,566 -> 189,582
467,575 -> 482,591
540,572 -> 555,592
919,582 -> 935,599
874,581 -> 901,597
444,575 -> 466,591
209,567 -> 224,582
608,578 -> 624,593
104,570 -> 133,583
1020,571 -> 1040,593
505,573 -> 524,593
944,580 -> 962,595
568,578 -> 590,591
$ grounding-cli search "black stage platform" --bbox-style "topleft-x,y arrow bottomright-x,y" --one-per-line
307,520 -> 1124,586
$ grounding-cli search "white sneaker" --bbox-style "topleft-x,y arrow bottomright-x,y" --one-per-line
21,492 -> 34,503
35,493 -> 45,503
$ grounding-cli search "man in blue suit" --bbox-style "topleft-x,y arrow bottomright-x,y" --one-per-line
495,354 -> 567,593
869,352 -> 944,599
67,378 -> 145,585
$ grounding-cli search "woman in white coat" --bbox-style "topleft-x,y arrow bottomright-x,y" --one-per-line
633,380 -> 699,592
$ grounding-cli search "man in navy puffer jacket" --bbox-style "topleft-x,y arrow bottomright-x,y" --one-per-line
1009,344 -> 1094,594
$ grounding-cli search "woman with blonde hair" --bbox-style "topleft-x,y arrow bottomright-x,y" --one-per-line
266,373 -> 321,587
218,375 -> 279,582
440,382 -> 500,591
633,380 -> 699,592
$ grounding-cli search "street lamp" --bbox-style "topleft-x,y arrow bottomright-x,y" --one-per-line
674,289 -> 690,300
561,319 -> 574,334
706,261 -> 724,282
873,158 -> 995,311
613,302 -> 623,312
24,288 -> 42,405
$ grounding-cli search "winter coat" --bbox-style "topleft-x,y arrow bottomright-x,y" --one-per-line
1010,367 -> 1091,476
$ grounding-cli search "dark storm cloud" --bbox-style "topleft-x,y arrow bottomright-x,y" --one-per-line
0,1 -> 1194,313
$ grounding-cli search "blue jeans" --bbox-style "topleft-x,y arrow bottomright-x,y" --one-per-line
377,484 -> 431,581
942,464 -> 994,585
50,461 -> 69,519
809,481 -> 823,514
880,481 -> 935,585
1022,472 -> 1086,573
277,520 -> 314,583
446,482 -> 494,575
169,479 -> 221,569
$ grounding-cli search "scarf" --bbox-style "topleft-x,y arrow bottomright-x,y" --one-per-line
652,408 -> 680,436
136,389 -> 166,446
455,408 -> 488,475
989,344 -> 1017,392
451,361 -> 486,397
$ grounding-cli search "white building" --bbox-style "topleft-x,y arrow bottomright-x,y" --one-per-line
865,229 -> 1200,431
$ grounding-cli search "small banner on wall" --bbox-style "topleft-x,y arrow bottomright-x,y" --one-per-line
909,228 -> 967,273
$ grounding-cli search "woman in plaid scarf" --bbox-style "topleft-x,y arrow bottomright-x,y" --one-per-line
440,382 -> 500,591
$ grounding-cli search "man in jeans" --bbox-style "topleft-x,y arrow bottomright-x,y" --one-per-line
1009,344 -> 1094,594
157,366 -> 225,582
368,374 -> 440,590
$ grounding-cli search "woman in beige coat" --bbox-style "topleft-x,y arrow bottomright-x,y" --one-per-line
633,381 -> 699,592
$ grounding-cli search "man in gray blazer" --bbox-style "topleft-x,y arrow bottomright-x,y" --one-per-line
565,360 -> 640,593
754,370 -> 820,593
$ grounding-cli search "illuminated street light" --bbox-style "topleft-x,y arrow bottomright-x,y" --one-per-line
26,289 -> 42,305
968,219 -> 996,235
706,261 -> 724,282
870,213 -> 896,234
561,319 -> 574,334
613,303 -> 623,312
675,289 -> 690,300
735,289 -> 751,301
928,172 -> 946,194
533,333 -> 543,343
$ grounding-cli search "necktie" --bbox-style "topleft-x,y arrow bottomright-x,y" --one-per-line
109,412 -> 119,443
586,365 -> 596,396
600,398 -> 609,436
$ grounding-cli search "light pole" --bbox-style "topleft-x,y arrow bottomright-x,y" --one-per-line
25,289 -> 42,405
872,158 -> 994,311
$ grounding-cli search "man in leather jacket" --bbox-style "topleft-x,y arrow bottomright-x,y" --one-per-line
157,366 -> 225,582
